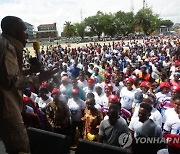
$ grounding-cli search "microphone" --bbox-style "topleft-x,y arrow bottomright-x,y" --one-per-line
29,41 -> 41,73
33,41 -> 40,61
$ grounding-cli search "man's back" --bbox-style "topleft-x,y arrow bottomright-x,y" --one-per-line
99,117 -> 129,146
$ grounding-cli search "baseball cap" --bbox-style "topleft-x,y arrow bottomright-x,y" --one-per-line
87,78 -> 95,84
164,134 -> 180,149
71,88 -> 79,94
51,88 -> 60,96
126,77 -> 134,84
160,82 -> 170,89
140,81 -> 150,87
134,91 -> 143,103
171,85 -> 180,92
108,95 -> 119,102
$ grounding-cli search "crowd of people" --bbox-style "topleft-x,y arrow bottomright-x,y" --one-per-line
21,37 -> 180,154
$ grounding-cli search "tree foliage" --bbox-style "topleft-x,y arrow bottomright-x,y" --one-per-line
61,8 -> 172,38
135,8 -> 160,35
114,11 -> 135,35
84,11 -> 104,38
62,21 -> 75,38
74,22 -> 86,39
160,20 -> 174,28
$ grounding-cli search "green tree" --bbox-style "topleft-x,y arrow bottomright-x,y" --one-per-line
74,22 -> 86,39
114,11 -> 135,35
63,21 -> 75,38
135,8 -> 160,35
98,13 -> 116,37
84,11 -> 104,38
160,19 -> 174,28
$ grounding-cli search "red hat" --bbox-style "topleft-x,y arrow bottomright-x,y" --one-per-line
23,96 -> 31,103
87,78 -> 95,84
22,96 -> 33,105
171,85 -> 180,92
126,77 -> 134,84
51,88 -> 61,95
160,82 -> 170,89
108,95 -> 119,102
175,60 -> 180,66
105,83 -> 113,91
71,88 -> 79,94
140,81 -> 150,87
164,134 -> 180,149
104,73 -> 112,78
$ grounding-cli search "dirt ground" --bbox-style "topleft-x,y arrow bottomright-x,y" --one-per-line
26,39 -> 144,57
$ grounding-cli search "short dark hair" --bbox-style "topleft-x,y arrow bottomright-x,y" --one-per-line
108,105 -> 119,114
86,93 -> 95,99
1,16 -> 23,35
140,103 -> 152,114
86,98 -> 95,105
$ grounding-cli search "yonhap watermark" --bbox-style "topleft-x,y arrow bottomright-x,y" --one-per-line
118,133 -> 132,148
118,133 -> 180,149
134,137 -> 180,144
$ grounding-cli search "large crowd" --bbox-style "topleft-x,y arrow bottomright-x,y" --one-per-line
22,37 -> 180,154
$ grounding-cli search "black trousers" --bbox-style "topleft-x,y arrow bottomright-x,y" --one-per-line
71,120 -> 83,144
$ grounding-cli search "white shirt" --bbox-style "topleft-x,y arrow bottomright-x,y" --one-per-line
155,92 -> 171,108
30,92 -> 38,102
163,108 -> 175,123
132,106 -> 163,127
134,69 -> 141,76
67,98 -> 85,122
120,87 -> 137,110
35,97 -> 53,108
99,94 -> 109,107
61,71 -> 70,77
59,84 -> 72,96
93,92 -> 104,110
163,109 -> 180,135
77,80 -> 88,89
129,117 -> 143,137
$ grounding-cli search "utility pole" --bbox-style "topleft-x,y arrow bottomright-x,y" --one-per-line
143,0 -> 148,9
80,10 -> 83,22
143,0 -> 145,9
131,0 -> 134,13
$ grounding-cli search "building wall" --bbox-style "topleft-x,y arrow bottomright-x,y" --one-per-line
36,31 -> 58,39
36,23 -> 58,40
